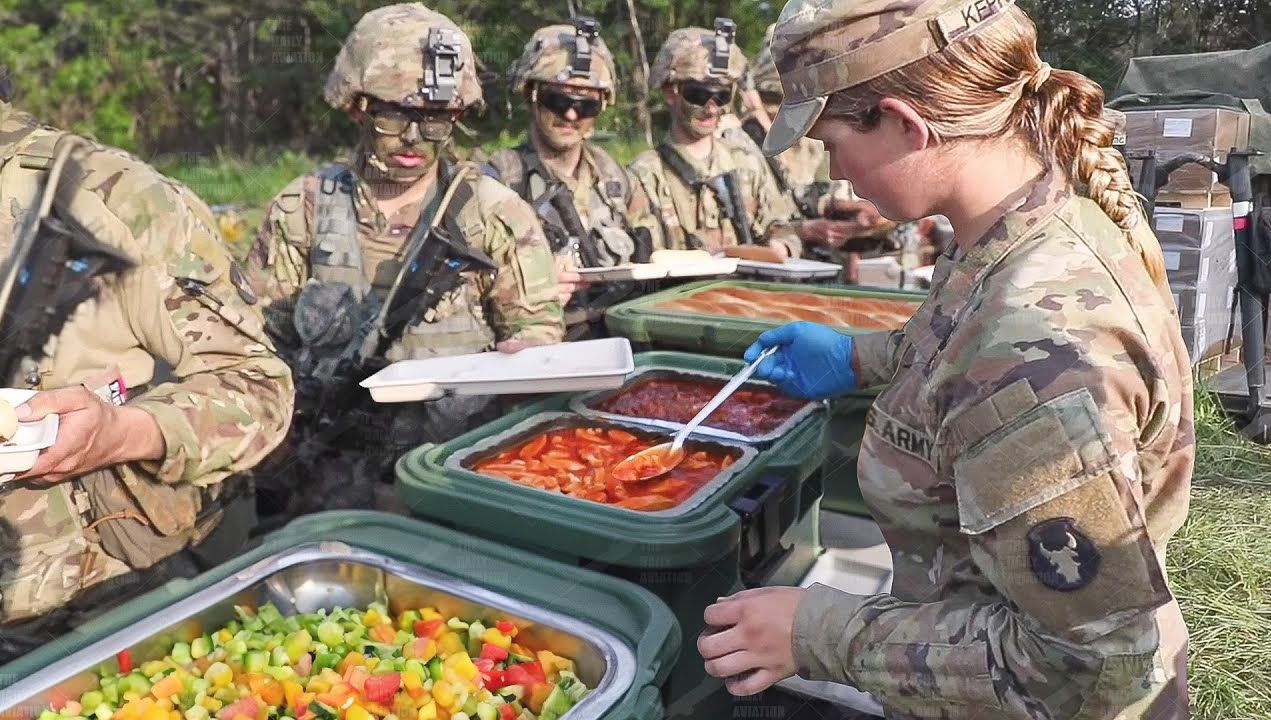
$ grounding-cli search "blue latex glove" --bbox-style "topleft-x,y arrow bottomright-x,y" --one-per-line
743,321 -> 857,400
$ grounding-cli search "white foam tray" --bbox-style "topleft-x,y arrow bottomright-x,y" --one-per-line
575,257 -> 739,282
735,257 -> 842,279
361,337 -> 636,403
0,388 -> 60,477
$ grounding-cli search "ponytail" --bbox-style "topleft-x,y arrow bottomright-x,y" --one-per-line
1023,69 -> 1168,286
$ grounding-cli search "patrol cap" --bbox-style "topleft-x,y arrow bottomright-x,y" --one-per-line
764,0 -> 1017,156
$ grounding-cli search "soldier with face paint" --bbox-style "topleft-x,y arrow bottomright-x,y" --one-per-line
247,3 -> 564,521
628,19 -> 802,258
701,1 -> 1193,718
485,18 -> 663,339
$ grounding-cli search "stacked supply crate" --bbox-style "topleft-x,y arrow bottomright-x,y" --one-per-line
1152,207 -> 1239,363
1124,105 -> 1251,208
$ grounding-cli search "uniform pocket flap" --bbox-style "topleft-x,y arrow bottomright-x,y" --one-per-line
954,388 -> 1116,535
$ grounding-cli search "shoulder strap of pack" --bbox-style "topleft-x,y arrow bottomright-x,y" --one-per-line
656,142 -> 704,189
441,162 -> 483,249
309,163 -> 368,295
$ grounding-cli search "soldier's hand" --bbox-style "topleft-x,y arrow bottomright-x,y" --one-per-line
553,255 -> 583,306
14,386 -> 165,484
830,198 -> 885,227
700,586 -> 805,696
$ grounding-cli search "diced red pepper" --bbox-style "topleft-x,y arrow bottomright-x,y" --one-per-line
413,619 -> 444,638
217,698 -> 260,720
116,649 -> 133,674
500,661 -> 546,688
495,621 -> 516,635
482,668 -> 505,690
473,658 -> 495,673
361,673 -> 401,705
480,643 -> 509,662
499,705 -> 516,720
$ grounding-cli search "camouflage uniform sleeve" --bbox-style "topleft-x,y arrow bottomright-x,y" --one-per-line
794,256 -> 1185,716
745,149 -> 801,257
623,167 -> 666,252
476,177 -> 565,345
245,174 -> 314,305
851,330 -> 905,388
61,146 -> 294,487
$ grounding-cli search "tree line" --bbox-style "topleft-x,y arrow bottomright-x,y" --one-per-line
2,0 -> 1269,160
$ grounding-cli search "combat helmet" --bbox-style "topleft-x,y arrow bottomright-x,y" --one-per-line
749,24 -> 780,95
324,2 -> 484,112
508,17 -> 617,104
649,18 -> 748,90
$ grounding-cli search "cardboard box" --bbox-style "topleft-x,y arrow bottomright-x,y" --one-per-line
1124,107 -> 1250,195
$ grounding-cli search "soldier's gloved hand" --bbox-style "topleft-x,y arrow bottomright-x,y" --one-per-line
744,321 -> 857,400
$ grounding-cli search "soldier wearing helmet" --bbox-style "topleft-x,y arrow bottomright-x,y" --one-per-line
733,24 -> 892,253
484,18 -> 663,340
0,97 -> 292,659
628,19 -> 802,259
247,3 -> 564,521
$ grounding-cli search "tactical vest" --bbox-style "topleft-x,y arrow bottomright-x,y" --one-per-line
494,144 -> 639,267
0,120 -> 238,624
308,163 -> 495,360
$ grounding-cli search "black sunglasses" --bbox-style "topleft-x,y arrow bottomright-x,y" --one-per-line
680,81 -> 734,107
537,86 -> 604,119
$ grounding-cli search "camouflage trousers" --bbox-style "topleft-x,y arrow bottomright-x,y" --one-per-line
254,394 -> 499,533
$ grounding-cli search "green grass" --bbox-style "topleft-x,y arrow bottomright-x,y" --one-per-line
1172,387 -> 1271,719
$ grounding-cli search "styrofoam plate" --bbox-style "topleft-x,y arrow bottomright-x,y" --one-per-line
0,388 -> 60,477
361,337 -> 637,403
576,264 -> 670,282
735,257 -> 841,279
663,258 -> 739,278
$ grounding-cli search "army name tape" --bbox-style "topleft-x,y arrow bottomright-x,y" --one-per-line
780,0 -> 1016,103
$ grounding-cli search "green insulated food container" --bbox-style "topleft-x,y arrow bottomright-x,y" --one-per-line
0,511 -> 679,720
396,375 -> 825,719
604,279 -> 927,357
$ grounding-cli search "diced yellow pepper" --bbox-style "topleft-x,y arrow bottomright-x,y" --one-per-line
402,670 -> 423,691
479,629 -> 510,651
366,657 -> 380,669
536,651 -> 574,676
156,700 -> 173,712
306,678 -> 331,694
141,702 -> 168,720
416,702 -> 437,720
142,661 -> 167,677
432,681 -> 455,709
419,609 -> 442,622
363,702 -> 391,717
363,608 -> 382,627
199,697 -> 223,713
168,711 -> 181,720
438,633 -> 465,656
346,705 -> 373,720
217,630 -> 232,643
207,662 -> 233,688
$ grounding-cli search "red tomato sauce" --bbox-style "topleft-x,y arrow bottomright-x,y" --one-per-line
595,376 -> 808,435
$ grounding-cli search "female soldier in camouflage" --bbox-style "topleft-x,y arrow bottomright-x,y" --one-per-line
701,1 -> 1192,718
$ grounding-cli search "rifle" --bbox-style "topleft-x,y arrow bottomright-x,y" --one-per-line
531,180 -> 604,269
656,143 -> 757,247
705,170 -> 756,247
0,135 -> 134,385
281,165 -> 496,449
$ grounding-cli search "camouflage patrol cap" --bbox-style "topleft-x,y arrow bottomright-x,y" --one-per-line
324,3 -> 483,112
509,19 -> 618,103
750,24 -> 780,94
764,0 -> 1018,155
649,20 -> 748,89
